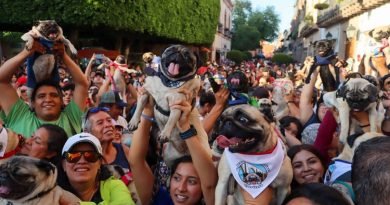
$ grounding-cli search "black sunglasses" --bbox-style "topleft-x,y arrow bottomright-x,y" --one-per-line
63,151 -> 100,163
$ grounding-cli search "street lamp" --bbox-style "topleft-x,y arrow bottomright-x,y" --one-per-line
346,25 -> 357,40
326,32 -> 333,40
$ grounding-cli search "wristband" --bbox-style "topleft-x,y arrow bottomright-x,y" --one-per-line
141,113 -> 155,123
179,125 -> 197,140
360,124 -> 370,128
287,101 -> 295,104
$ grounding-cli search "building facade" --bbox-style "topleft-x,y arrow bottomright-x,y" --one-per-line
211,0 -> 233,64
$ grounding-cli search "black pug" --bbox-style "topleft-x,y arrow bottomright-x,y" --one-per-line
209,70 -> 249,106
305,39 -> 346,92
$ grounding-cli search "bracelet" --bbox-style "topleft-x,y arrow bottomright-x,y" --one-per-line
360,124 -> 370,128
287,101 -> 295,104
141,113 -> 155,123
179,125 -> 197,140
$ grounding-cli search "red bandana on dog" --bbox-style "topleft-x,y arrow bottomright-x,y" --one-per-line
224,138 -> 285,198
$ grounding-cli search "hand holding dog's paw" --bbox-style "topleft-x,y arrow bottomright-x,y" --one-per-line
170,100 -> 191,132
53,42 -> 66,57
26,40 -> 45,54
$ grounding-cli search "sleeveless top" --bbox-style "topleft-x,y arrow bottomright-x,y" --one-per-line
111,143 -> 130,170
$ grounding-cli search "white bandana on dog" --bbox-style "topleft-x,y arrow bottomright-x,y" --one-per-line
225,138 -> 284,198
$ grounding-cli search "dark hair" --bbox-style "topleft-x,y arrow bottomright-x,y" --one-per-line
31,80 -> 63,102
62,83 -> 75,92
37,124 -> 68,166
199,91 -> 216,107
282,183 -> 350,205
279,116 -> 303,141
380,73 -> 390,90
352,136 -> 390,205
287,144 -> 326,188
170,155 -> 193,177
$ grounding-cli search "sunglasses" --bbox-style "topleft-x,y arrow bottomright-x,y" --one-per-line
20,89 -> 27,93
84,107 -> 110,121
64,151 -> 100,163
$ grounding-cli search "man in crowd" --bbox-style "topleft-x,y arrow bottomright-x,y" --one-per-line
0,40 -> 88,137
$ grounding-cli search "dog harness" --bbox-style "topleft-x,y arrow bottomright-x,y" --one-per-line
26,38 -> 60,89
224,138 -> 285,198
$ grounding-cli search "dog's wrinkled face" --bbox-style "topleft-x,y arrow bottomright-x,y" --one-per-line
35,20 -> 61,41
0,156 -> 55,200
370,26 -> 390,42
160,45 -> 197,81
214,104 -> 271,153
257,98 -> 275,122
314,40 -> 333,57
227,71 -> 249,93
338,78 -> 378,111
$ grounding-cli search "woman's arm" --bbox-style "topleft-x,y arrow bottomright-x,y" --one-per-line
84,54 -> 96,85
128,100 -> 155,205
299,68 -> 318,125
172,100 -> 217,205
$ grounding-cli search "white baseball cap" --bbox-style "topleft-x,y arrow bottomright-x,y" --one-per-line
62,132 -> 102,155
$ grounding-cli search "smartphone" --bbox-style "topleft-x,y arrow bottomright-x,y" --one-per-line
95,54 -> 104,60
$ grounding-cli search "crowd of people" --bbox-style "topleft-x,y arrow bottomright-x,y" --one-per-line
0,38 -> 389,205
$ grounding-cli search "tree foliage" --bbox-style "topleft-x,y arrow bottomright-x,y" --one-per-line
271,53 -> 294,65
232,0 -> 280,51
0,0 -> 220,45
227,49 -> 252,64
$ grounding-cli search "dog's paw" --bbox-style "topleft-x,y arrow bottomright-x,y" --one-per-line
128,119 -> 139,131
159,131 -> 170,142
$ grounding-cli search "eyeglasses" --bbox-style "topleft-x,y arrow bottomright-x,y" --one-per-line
63,151 -> 100,163
85,107 -> 110,120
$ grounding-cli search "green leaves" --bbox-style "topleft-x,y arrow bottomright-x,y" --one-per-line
0,0 -> 220,44
232,0 -> 280,51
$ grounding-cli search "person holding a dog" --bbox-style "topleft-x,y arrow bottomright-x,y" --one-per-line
0,40 -> 89,137
129,97 -> 217,205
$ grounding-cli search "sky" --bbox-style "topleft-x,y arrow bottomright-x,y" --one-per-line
249,0 -> 295,33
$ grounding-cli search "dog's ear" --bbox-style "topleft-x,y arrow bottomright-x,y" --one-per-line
366,84 -> 379,102
193,52 -> 203,71
37,160 -> 55,175
337,83 -> 348,98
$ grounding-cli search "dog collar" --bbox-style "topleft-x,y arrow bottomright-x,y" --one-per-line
0,134 -> 25,160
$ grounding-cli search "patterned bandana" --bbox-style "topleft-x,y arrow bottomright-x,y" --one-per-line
224,138 -> 285,198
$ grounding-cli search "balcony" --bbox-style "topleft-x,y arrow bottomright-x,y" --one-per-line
299,22 -> 319,38
340,0 -> 364,19
316,5 -> 343,28
224,28 -> 233,39
361,0 -> 390,10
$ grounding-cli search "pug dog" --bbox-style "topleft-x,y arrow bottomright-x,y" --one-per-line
272,78 -> 294,121
0,156 -> 80,205
106,165 -> 141,205
0,128 -> 25,164
214,104 -> 292,205
323,77 -> 381,144
128,45 -> 209,164
305,39 -> 344,92
358,25 -> 390,77
21,20 -> 77,94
